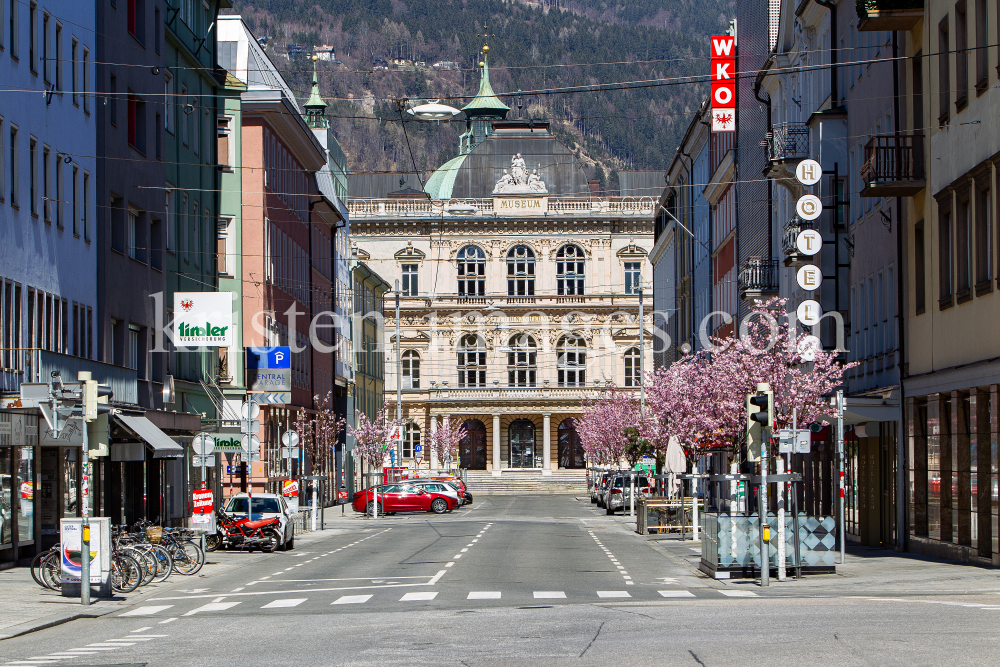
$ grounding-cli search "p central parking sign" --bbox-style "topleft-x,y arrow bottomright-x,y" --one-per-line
246,346 -> 292,391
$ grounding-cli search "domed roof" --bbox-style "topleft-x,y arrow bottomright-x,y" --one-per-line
461,55 -> 509,119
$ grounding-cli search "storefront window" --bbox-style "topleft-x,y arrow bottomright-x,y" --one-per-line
1,446 -> 12,547
18,445 -> 33,543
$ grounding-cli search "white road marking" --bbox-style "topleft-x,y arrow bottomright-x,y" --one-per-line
120,605 -> 174,617
597,591 -> 631,598
533,591 -> 566,599
445,562 -> 455,567
332,595 -> 373,605
719,590 -> 757,597
400,592 -> 438,601
453,554 -> 462,559
211,597 -> 226,603
468,591 -> 501,599
182,601 -> 241,616
86,643 -> 133,647
659,590 -> 696,597
158,618 -> 177,624
231,587 -> 245,592
272,572 -> 284,576
460,548 -> 469,553
129,627 -> 152,633
261,598 -> 307,609
428,570 -> 447,585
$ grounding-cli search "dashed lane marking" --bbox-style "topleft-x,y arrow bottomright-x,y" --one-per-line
182,601 -> 241,616
400,592 -> 438,601
468,592 -> 501,599
119,605 -> 174,617
719,591 -> 758,597
332,595 -> 373,605
261,598 -> 307,609
659,590 -> 696,597
534,591 -> 567,599
597,591 -> 631,598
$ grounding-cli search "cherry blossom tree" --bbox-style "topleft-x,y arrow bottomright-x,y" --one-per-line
430,416 -> 465,467
575,385 -> 641,467
349,402 -> 391,472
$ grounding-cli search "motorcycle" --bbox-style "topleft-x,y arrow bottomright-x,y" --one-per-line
205,509 -> 282,553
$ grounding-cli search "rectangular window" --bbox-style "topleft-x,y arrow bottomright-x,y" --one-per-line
54,23 -> 62,91
887,265 -> 895,351
0,117 -> 4,203
181,86 -> 188,146
624,262 -> 641,294
939,205 -> 953,306
127,208 -> 137,259
42,145 -> 49,221
955,1 -> 968,110
912,52 -> 923,134
127,0 -> 145,44
82,171 -> 89,241
192,201 -> 199,267
71,165 -> 79,235
165,186 -> 174,251
29,137 -> 37,216
217,217 -> 231,275
150,216 -> 162,270
976,0 -> 988,92
109,73 -> 117,125
192,98 -> 199,156
8,0 -> 16,58
128,93 -> 146,154
204,109 -> 211,164
976,183 -> 992,287
154,7 -> 160,53
939,18 -> 951,124
54,153 -> 62,227
71,38 -> 78,105
30,3 -> 37,73
72,303 -> 79,357
401,264 -> 418,296
181,194 -> 189,261
155,112 -> 161,160
217,116 -> 232,169
82,48 -> 89,114
164,74 -> 173,133
956,192 -> 971,296
127,324 -> 139,371
42,11 -> 49,82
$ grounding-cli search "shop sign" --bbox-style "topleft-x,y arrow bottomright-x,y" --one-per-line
174,292 -> 234,348
246,347 -> 292,392
192,489 -> 214,514
710,35 -> 736,132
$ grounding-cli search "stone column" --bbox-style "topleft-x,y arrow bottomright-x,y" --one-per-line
492,414 -> 501,477
543,413 -> 552,475
429,416 -> 438,470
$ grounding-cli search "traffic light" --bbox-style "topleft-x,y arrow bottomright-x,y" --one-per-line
83,379 -> 112,422
745,382 -> 773,462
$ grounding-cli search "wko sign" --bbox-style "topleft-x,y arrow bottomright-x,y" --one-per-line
710,35 -> 736,132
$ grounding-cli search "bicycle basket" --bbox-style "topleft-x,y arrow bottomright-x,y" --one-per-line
145,526 -> 163,544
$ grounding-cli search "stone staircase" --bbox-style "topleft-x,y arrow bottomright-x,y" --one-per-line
464,470 -> 588,495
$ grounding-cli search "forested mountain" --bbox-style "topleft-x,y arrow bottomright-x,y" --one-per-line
228,0 -> 732,190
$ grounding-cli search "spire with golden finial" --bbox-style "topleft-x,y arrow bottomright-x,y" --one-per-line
461,24 -> 509,119
304,54 -> 328,129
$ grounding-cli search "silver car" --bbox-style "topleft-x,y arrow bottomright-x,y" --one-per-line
224,493 -> 296,550
605,475 -> 651,515
407,480 -> 463,506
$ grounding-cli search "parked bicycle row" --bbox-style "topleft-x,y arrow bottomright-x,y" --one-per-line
31,520 -> 205,594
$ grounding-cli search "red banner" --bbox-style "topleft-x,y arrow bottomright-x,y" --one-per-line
192,489 -> 214,514
710,35 -> 736,132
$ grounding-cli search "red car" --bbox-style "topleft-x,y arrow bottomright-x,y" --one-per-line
352,483 -> 458,515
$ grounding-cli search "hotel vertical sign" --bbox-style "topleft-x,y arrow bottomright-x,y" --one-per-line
710,35 -> 736,132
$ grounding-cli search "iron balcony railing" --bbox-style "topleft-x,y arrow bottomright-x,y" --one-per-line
738,258 -> 780,300
766,122 -> 810,163
781,217 -> 816,258
860,134 -> 926,196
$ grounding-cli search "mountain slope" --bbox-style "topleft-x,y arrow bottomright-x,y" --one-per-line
229,0 -> 732,189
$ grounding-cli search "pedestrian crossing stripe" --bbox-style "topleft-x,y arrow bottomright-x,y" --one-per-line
261,598 -> 307,608
332,594 -> 373,605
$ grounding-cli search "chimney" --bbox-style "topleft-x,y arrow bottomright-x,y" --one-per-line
588,179 -> 601,195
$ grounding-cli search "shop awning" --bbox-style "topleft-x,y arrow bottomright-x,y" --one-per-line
842,397 -> 900,425
115,414 -> 185,458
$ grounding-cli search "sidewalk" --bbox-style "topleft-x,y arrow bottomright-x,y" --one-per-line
606,511 -> 1000,595
0,524 -> 366,640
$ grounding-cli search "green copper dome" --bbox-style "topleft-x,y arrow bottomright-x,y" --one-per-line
461,55 -> 509,119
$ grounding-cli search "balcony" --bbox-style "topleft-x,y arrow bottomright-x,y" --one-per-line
1,349 -> 138,404
738,258 -> 780,302
767,122 -> 810,165
856,1 -> 923,31
346,196 -> 657,219
860,134 -> 926,197
781,217 -> 816,268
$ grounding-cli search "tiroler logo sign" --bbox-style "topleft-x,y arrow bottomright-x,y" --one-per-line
173,292 -> 234,347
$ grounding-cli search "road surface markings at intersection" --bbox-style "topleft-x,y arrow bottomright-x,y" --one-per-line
261,598 -> 307,608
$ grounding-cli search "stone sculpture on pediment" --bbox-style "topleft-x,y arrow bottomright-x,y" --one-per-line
493,155 -> 548,194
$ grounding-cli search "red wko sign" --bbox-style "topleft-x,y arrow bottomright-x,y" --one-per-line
710,35 -> 736,132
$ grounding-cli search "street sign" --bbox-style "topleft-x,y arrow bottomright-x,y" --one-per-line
240,401 -> 261,421
280,446 -> 300,459
796,300 -> 823,326
416,457 -> 423,466
795,430 -> 811,453
414,444 -> 422,453
241,434 -> 261,454
281,430 -> 300,448
252,392 -> 290,405
796,264 -> 822,291
796,229 -> 822,255
192,433 -> 215,456
796,194 -> 823,220
192,455 -> 217,467
246,346 -> 292,392
388,424 -> 404,442
241,419 -> 261,434
795,159 -> 822,186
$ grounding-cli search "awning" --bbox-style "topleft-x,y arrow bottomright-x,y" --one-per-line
842,397 -> 901,425
115,414 -> 185,458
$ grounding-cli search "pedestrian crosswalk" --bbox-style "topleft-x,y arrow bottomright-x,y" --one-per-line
120,588 -> 762,618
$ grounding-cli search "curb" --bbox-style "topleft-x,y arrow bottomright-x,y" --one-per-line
0,607 -> 119,641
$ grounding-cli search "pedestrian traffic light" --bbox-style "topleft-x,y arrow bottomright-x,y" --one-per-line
745,383 -> 773,462
83,380 -> 113,422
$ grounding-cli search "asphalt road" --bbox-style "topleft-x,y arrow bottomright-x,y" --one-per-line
2,495 -> 999,666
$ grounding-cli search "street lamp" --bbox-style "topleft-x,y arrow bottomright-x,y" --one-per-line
636,279 -> 645,413
406,100 -> 461,120
444,203 -> 479,215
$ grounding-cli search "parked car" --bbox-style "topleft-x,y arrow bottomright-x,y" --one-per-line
407,480 -> 464,506
224,493 -> 296,550
352,483 -> 458,515
591,471 -> 612,505
605,475 -> 651,515
596,472 -> 617,507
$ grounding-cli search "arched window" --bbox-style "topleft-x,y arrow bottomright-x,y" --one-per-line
624,347 -> 640,387
506,245 -> 535,296
457,245 -> 486,296
508,419 -> 538,468
457,334 -> 486,387
557,335 -> 587,387
556,244 -> 585,296
401,350 -> 420,389
506,333 -> 537,387
402,424 -> 420,459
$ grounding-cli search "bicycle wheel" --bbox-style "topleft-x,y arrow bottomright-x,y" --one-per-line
30,550 -> 48,588
172,540 -> 205,576
131,548 -> 157,587
40,552 -> 62,591
111,553 -> 142,593
204,533 -> 221,552
150,545 -> 173,583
